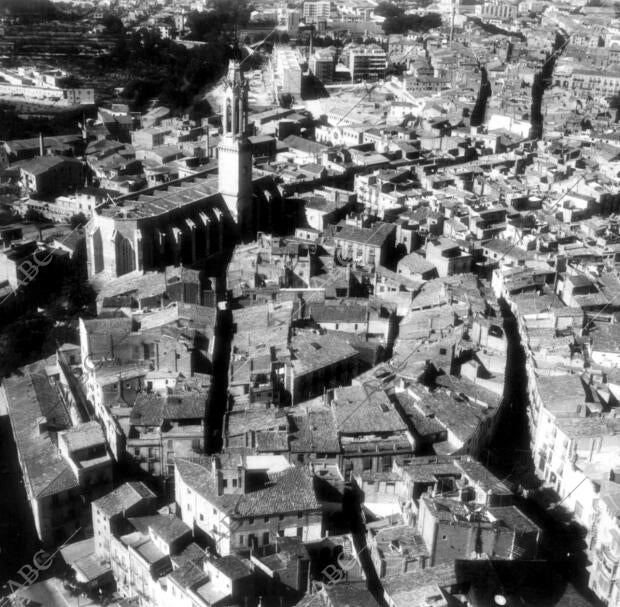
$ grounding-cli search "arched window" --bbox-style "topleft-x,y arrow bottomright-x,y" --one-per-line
225,98 -> 232,134
115,233 -> 135,276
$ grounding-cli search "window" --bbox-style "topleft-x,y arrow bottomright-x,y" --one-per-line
239,535 -> 244,546
297,527 -> 303,538
223,479 -> 228,488
232,479 -> 238,488
264,516 -> 269,523
249,517 -> 254,524
262,532 -> 270,545
200,514 -> 204,521
297,511 -> 303,519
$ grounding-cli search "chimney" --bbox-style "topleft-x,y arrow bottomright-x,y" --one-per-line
39,133 -> 45,157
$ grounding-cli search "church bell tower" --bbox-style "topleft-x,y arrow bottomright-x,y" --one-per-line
218,60 -> 253,236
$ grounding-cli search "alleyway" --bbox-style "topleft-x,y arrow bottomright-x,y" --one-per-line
486,300 -> 601,605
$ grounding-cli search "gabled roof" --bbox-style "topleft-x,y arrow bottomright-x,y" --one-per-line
15,155 -> 82,176
131,390 -> 207,427
176,459 -> 321,518
334,221 -> 395,247
128,514 -> 191,545
93,481 -> 156,518
1,371 -> 77,500
282,135 -> 327,156
332,385 -> 407,435
209,555 -> 253,580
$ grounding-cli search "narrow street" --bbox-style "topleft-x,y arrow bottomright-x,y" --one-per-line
486,300 -> 601,605
206,305 -> 233,454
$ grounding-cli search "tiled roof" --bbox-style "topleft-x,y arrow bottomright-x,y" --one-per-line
169,560 -> 208,590
436,374 -> 502,409
128,514 -> 191,545
454,458 -> 511,496
38,467 -> 79,499
488,506 -> 539,534
334,221 -> 395,247
60,421 -> 106,452
396,393 -> 446,437
290,332 -> 358,375
397,252 -> 437,274
209,555 -> 253,580
15,155 -> 82,176
382,564 -> 457,598
1,371 -> 77,500
282,135 -> 327,156
255,430 -> 289,452
171,542 -> 207,569
324,583 -> 381,607
99,173 -> 221,219
398,455 -> 460,483
535,374 -> 585,414
233,467 -> 321,517
404,383 -> 498,445
131,390 -> 207,427
308,302 -> 368,323
332,385 -> 407,435
93,481 -> 155,517
289,409 -> 341,454
176,459 -> 320,518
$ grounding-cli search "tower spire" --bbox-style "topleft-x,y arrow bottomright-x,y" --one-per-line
218,59 -> 253,236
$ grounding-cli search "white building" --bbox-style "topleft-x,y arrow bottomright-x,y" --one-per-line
274,46 -> 303,96
343,44 -> 388,82
175,455 -> 323,556
0,67 -> 94,106
303,0 -> 331,23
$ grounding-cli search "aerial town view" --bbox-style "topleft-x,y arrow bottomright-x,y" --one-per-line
2,0 -> 620,605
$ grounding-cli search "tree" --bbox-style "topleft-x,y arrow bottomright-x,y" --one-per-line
279,92 -> 294,108
101,13 -> 124,35
69,213 -> 88,229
